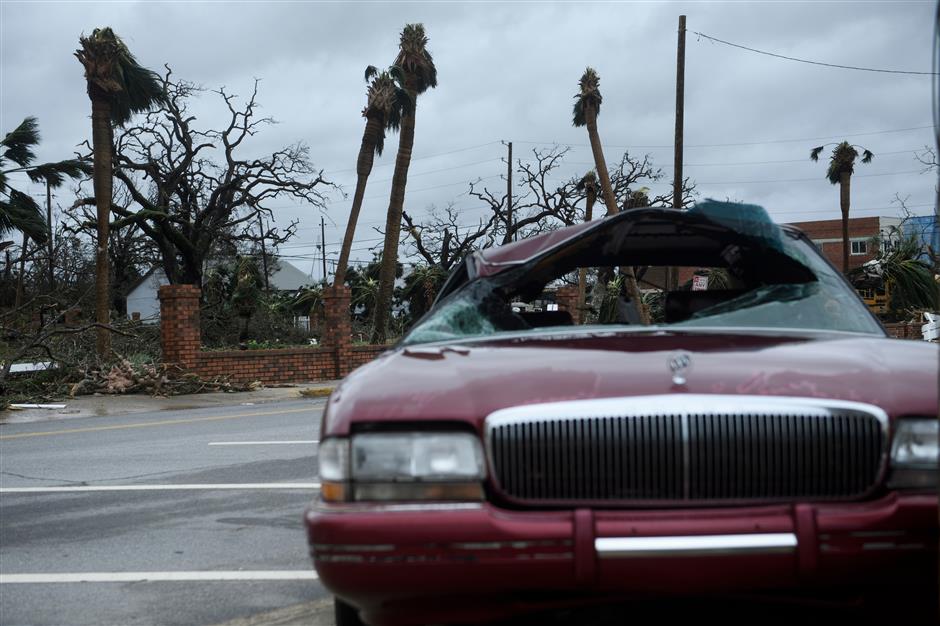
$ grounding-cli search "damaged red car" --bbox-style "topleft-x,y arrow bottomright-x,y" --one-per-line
305,201 -> 938,625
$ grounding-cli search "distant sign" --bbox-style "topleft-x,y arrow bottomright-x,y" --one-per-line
692,275 -> 709,291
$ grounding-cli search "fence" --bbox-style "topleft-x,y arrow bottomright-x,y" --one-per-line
159,284 -> 384,384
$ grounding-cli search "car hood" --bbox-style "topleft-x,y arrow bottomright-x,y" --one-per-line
323,331 -> 939,435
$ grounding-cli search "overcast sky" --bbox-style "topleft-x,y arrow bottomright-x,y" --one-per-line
2,0 -> 937,279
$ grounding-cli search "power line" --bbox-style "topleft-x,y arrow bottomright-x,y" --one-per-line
555,148 -> 925,169
693,169 -> 923,186
324,141 -> 501,176
692,31 -> 939,76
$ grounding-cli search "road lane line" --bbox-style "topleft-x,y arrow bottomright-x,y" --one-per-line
0,571 -> 320,583
0,406 -> 315,441
0,483 -> 320,494
208,440 -> 318,446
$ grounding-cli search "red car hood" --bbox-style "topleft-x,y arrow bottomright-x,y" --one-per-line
323,331 -> 939,435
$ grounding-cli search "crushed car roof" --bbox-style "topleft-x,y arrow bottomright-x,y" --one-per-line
469,200 -> 796,279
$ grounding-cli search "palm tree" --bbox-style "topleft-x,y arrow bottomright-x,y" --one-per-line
572,68 -> 649,324
575,171 -> 597,319
810,141 -> 874,273
333,67 -> 410,289
372,23 -> 438,344
75,27 -> 165,359
2,117 -> 90,306
1,117 -> 89,244
849,230 -> 939,318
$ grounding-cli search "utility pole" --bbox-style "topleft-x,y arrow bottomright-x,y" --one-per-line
505,141 -> 513,241
46,180 -> 54,293
669,14 -> 687,291
257,213 -> 270,292
320,215 -> 328,284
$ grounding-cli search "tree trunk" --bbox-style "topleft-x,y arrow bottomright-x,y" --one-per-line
840,171 -> 851,274
577,191 -> 595,322
372,88 -> 417,344
46,180 -> 55,293
91,92 -> 113,359
584,106 -> 650,325
334,116 -> 383,288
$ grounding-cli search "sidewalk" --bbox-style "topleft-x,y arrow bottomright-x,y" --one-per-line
0,380 -> 340,424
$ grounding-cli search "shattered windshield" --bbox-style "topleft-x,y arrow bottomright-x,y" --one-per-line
402,202 -> 884,346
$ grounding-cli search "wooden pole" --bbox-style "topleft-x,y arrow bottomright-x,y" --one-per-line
321,215 -> 328,284
15,233 -> 28,309
669,14 -> 687,291
257,213 -> 270,292
506,141 -> 513,241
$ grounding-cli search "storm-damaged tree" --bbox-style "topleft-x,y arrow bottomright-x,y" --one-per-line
810,141 -> 874,273
1,117 -> 90,306
468,147 -> 695,244
333,66 -> 410,289
75,27 -> 166,358
72,70 -> 333,289
399,204 -> 497,322
572,68 -> 648,324
372,23 -> 438,344
402,204 -> 498,272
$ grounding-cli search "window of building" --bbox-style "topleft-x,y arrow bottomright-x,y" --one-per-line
850,240 -> 868,255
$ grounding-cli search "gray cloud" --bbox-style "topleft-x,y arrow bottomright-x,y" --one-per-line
2,0 -> 935,275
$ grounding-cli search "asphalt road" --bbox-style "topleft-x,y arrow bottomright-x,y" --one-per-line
0,399 -> 330,626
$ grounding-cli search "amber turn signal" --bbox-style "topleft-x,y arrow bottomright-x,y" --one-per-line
320,481 -> 349,502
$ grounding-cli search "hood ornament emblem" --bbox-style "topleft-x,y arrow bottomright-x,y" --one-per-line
668,351 -> 692,386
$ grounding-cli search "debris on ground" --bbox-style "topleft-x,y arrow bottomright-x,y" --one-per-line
67,359 -> 257,397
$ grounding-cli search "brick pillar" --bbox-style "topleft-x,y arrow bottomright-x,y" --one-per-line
555,285 -> 581,325
159,285 -> 201,369
321,285 -> 352,378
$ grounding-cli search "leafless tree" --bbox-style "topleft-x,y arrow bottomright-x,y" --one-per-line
402,204 -> 498,271
406,147 -> 697,261
72,68 -> 336,286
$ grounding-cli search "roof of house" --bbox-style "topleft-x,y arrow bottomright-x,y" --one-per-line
269,259 -> 313,290
125,258 -> 313,296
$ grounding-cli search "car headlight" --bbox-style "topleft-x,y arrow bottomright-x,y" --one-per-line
888,419 -> 938,490
318,432 -> 486,503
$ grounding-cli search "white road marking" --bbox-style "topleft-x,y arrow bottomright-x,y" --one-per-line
0,483 -> 320,494
0,571 -> 319,584
208,440 -> 318,446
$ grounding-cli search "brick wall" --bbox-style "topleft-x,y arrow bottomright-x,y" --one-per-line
196,347 -> 337,385
159,284 -> 384,384
883,322 -> 924,341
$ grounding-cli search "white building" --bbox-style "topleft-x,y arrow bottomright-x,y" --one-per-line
125,259 -> 313,322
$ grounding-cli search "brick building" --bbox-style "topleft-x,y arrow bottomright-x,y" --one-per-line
784,215 -> 902,271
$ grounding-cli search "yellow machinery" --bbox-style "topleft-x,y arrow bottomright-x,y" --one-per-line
856,283 -> 890,315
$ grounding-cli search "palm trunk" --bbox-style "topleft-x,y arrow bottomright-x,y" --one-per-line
334,116 -> 383,288
577,191 -> 595,322
372,88 -> 416,344
840,171 -> 851,274
91,93 -> 113,358
585,107 -> 650,325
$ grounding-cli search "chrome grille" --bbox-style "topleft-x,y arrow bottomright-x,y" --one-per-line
486,395 -> 887,505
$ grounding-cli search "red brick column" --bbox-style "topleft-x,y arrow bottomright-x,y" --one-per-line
321,286 -> 352,378
159,284 -> 201,369
555,285 -> 581,325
